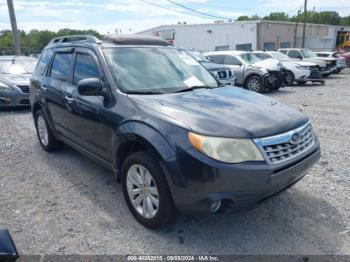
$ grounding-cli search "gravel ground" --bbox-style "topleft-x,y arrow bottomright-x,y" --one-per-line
0,69 -> 350,256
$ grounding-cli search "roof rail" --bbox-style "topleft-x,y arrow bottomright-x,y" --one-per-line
48,35 -> 101,45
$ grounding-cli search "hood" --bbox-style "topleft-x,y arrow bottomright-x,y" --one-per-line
297,58 -> 327,67
293,60 -> 317,67
252,58 -> 281,71
200,62 -> 231,72
0,74 -> 32,86
130,87 -> 308,138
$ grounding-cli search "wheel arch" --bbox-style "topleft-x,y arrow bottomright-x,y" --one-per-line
113,121 -> 179,187
244,73 -> 264,89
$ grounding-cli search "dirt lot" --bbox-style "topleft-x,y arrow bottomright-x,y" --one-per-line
1,69 -> 350,256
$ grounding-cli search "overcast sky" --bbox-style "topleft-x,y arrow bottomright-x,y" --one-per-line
0,0 -> 349,34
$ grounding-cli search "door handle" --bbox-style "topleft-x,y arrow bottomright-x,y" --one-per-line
65,95 -> 74,103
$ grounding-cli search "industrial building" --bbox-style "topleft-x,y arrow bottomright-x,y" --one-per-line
137,20 -> 350,52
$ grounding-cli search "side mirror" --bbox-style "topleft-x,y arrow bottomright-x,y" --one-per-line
0,230 -> 19,261
298,56 -> 303,60
77,78 -> 104,97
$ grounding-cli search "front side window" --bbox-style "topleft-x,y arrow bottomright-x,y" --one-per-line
73,54 -> 99,85
50,53 -> 73,82
270,52 -> 290,62
224,55 -> 241,65
103,47 -> 217,94
239,53 -> 261,64
301,49 -> 317,58
288,50 -> 302,59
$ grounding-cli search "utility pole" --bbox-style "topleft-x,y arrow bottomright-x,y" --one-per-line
302,0 -> 307,48
7,0 -> 21,55
294,10 -> 301,48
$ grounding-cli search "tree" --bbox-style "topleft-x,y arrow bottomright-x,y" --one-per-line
263,12 -> 289,21
237,15 -> 260,21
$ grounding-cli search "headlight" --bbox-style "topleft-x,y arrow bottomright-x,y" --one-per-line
188,132 -> 264,163
0,82 -> 12,92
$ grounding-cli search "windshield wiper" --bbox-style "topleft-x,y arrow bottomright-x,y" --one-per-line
126,91 -> 163,95
173,86 -> 211,93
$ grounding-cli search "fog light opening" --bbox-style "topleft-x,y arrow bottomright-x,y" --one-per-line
210,200 -> 222,213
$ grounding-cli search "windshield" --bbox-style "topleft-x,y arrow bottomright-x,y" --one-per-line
239,53 -> 261,64
301,49 -> 317,58
186,50 -> 209,62
0,58 -> 37,74
270,52 -> 291,62
103,47 -> 218,94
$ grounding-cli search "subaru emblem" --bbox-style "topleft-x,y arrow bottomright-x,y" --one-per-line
290,132 -> 301,145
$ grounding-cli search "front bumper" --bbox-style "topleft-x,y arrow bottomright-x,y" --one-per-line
264,71 -> 284,89
0,90 -> 30,108
217,76 -> 236,86
170,144 -> 320,214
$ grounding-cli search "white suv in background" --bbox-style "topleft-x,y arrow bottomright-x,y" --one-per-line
253,51 -> 324,85
278,48 -> 337,77
315,51 -> 347,73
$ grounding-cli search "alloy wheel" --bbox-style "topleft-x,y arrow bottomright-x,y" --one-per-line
37,115 -> 49,146
126,164 -> 159,219
247,79 -> 261,92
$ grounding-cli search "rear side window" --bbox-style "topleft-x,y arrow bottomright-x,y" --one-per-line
73,54 -> 99,85
209,55 -> 224,64
35,49 -> 53,76
50,53 -> 74,82
279,50 -> 287,54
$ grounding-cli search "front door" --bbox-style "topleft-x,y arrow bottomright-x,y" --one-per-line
64,49 -> 113,161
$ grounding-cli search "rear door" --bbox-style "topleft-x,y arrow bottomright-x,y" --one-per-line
64,48 -> 113,161
45,48 -> 75,137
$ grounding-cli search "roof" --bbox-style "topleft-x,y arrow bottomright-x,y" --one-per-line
102,34 -> 170,46
46,34 -> 170,48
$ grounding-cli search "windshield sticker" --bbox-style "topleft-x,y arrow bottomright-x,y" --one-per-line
184,76 -> 204,87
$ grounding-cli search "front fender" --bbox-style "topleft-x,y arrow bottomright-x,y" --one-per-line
112,121 -> 186,188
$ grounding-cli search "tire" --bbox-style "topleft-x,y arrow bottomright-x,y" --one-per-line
121,151 -> 176,229
34,109 -> 62,151
284,70 -> 295,86
334,68 -> 341,74
245,75 -> 264,93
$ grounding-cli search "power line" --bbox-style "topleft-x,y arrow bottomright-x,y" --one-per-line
179,0 -> 255,11
162,0 -> 234,20
138,0 -> 218,20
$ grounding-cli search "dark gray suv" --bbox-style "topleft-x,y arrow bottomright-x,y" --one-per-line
30,35 -> 321,229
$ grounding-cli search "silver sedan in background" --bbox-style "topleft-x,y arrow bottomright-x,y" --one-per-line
0,56 -> 37,108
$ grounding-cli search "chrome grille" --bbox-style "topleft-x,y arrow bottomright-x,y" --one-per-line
217,70 -> 233,80
254,122 -> 315,164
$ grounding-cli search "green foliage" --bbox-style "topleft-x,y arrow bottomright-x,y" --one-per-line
237,15 -> 260,21
236,10 -> 350,26
0,28 -> 102,55
263,12 -> 289,21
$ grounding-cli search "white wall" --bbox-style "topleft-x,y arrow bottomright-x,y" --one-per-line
138,22 -> 258,52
